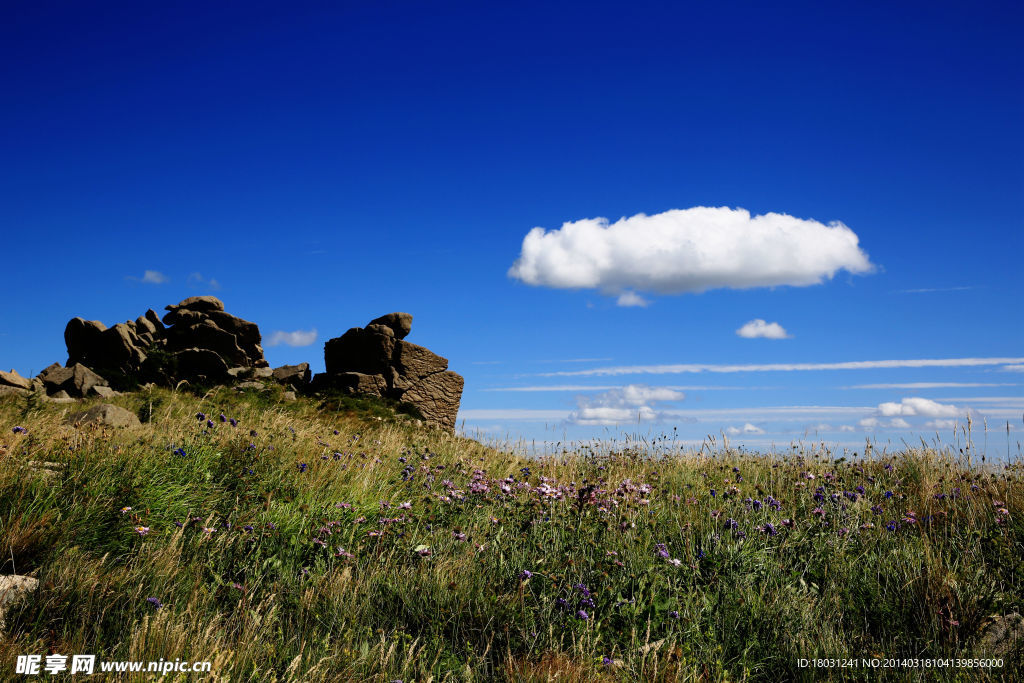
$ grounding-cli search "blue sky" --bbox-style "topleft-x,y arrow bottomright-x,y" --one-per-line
2,1 -> 1021,453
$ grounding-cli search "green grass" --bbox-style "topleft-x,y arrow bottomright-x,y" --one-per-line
0,388 -> 1021,681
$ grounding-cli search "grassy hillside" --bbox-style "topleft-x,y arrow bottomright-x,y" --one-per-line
0,388 -> 1021,681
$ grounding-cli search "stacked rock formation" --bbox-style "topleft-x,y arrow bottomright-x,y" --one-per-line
61,296 -> 267,391
313,313 -> 464,432
4,302 -> 464,431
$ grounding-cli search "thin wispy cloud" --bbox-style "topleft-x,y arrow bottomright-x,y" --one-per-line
538,356 -> 1024,377
925,419 -> 960,430
736,319 -> 791,339
460,405 -> 875,422
266,328 -> 318,347
187,272 -> 221,291
126,270 -> 169,284
508,206 -> 874,301
483,384 -> 754,392
894,286 -> 974,294
859,417 -> 911,430
1001,364 -> 1024,373
844,382 -> 1016,389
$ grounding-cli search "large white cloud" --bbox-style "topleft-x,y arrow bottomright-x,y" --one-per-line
736,319 -> 791,339
876,397 -> 963,418
508,206 -> 874,298
566,384 -> 684,426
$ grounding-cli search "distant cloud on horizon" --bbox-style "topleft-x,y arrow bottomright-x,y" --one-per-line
566,384 -> 685,426
876,397 -> 963,418
508,206 -> 874,302
127,269 -> 169,284
736,319 -> 791,339
266,328 -> 318,347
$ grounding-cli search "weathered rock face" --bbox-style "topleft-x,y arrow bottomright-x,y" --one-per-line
0,369 -> 32,393
272,363 -> 311,389
57,297 -> 266,390
65,403 -> 142,428
38,362 -> 109,398
319,313 -> 463,431
0,575 -> 39,629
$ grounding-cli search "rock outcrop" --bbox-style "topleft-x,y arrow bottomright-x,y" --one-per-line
0,369 -> 32,396
314,313 -> 463,431
57,297 -> 267,391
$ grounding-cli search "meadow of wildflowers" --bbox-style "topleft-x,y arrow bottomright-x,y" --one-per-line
0,388 -> 1020,681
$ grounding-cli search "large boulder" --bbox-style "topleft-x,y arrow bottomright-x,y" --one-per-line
38,363 -> 108,398
0,575 -> 39,629
401,370 -> 464,431
0,369 -> 32,392
319,313 -> 462,431
324,327 -> 396,376
65,403 -> 141,428
162,296 -> 225,325
312,371 -> 389,396
368,312 -> 413,340
272,363 -> 311,389
173,348 -> 231,384
64,318 -> 107,367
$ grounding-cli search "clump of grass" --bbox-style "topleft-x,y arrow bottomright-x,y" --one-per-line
0,388 -> 1020,681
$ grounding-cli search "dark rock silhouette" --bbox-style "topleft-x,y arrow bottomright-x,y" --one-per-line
315,313 -> 463,431
22,302 -> 464,430
58,297 -> 266,390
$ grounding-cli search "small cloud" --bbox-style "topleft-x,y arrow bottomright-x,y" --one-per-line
838,425 -> 856,432
888,418 -> 911,428
858,417 -> 880,429
127,270 -> 169,284
266,329 -> 318,347
1001,364 -> 1024,373
876,397 -> 962,418
726,422 -> 764,435
187,272 -> 221,291
736,319 -> 791,339
616,291 -> 650,307
566,384 -> 684,425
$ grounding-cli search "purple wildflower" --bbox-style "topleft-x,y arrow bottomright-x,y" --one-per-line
12,426 -> 27,434
196,412 -> 205,421
146,597 -> 162,609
